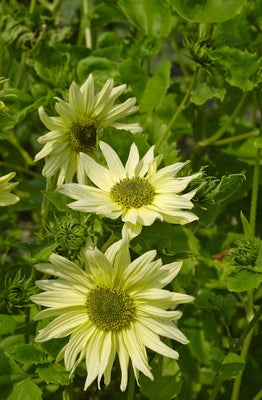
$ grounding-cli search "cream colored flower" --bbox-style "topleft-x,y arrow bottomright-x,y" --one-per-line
59,141 -> 201,238
0,172 -> 19,206
31,240 -> 193,391
35,74 -> 142,185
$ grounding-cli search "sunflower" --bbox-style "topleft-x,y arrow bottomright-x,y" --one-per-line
0,172 -> 19,206
31,240 -> 193,391
35,74 -> 142,185
59,141 -> 201,238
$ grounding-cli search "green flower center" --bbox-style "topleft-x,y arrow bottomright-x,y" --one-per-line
86,286 -> 135,332
110,177 -> 155,209
69,118 -> 98,152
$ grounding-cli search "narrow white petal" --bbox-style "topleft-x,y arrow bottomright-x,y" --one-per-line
122,327 -> 152,379
135,322 -> 179,359
35,311 -> 89,341
79,152 -> 115,191
68,81 -> 85,115
111,122 -> 143,133
99,141 -> 126,180
80,74 -> 95,114
125,143 -> 140,177
64,324 -> 95,371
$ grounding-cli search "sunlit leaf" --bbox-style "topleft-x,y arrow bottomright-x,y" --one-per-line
190,83 -> 226,105
227,269 -> 262,292
118,0 -> 172,37
172,0 -> 246,22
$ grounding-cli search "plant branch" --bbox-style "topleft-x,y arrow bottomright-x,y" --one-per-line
199,92 -> 248,147
155,68 -> 199,151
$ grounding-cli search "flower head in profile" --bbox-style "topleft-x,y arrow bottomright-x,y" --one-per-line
0,172 -> 19,206
35,74 -> 142,185
31,240 -> 193,391
59,141 -> 201,238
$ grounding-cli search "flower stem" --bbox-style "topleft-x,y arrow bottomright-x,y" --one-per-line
214,130 -> 259,146
230,98 -> 261,400
155,68 -> 199,151
127,365 -> 135,400
198,92 -> 248,147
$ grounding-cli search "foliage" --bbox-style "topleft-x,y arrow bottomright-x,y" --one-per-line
0,0 -> 261,399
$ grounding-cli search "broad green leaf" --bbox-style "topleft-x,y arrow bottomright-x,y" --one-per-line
33,47 -> 74,88
131,223 -> 199,257
44,190 -> 71,212
196,174 -> 245,225
77,56 -> 117,82
140,61 -> 171,113
208,294 -> 236,326
219,353 -> 245,381
227,269 -> 262,292
213,174 -> 246,204
36,363 -> 71,385
190,83 -> 226,105
210,47 -> 259,91
119,59 -> 147,99
7,378 -> 42,400
172,0 -> 246,23
0,314 -> 17,335
11,344 -> 47,365
118,0 -> 172,37
140,355 -> 182,400
0,350 -> 26,389
224,137 -> 262,164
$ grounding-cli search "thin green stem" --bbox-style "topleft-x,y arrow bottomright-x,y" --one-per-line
230,99 -> 261,400
209,381 -> 222,400
126,365 -> 135,400
82,0 -> 92,48
249,147 -> 261,237
233,303 -> 262,353
16,51 -> 27,90
199,92 -> 248,147
252,389 -> 262,400
155,354 -> 163,400
29,0 -> 37,13
214,130 -> 259,146
155,68 -> 198,150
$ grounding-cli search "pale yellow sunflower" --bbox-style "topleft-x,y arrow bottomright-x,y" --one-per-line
31,239 -> 193,391
0,172 -> 19,206
35,74 -> 142,185
59,141 -> 201,238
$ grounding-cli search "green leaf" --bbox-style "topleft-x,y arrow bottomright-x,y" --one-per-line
210,47 -> 259,91
119,59 -> 147,99
36,363 -> 71,385
172,0 -> 246,23
213,174 -> 245,204
76,56 -> 117,82
190,83 -> 226,105
0,314 -> 17,335
140,355 -> 182,400
118,0 -> 172,37
0,350 -> 26,389
227,269 -> 262,292
208,294 -> 236,326
7,378 -> 42,400
11,344 -> 47,365
219,353 -> 245,381
240,212 -> 252,239
44,190 -> 71,212
196,174 -> 245,225
131,223 -> 199,257
140,61 -> 171,113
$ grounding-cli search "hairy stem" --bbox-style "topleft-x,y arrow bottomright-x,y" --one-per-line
199,92 -> 248,147
155,68 -> 198,150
